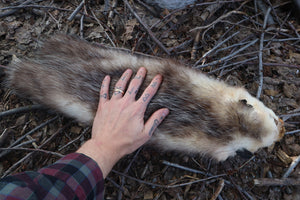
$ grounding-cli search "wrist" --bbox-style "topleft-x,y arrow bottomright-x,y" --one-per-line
76,139 -> 120,178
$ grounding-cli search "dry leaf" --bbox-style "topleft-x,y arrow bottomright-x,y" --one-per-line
122,18 -> 138,42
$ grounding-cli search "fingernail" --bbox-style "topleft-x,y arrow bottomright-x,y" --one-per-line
139,67 -> 146,72
163,108 -> 169,117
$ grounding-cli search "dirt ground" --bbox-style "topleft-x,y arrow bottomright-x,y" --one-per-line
0,0 -> 299,199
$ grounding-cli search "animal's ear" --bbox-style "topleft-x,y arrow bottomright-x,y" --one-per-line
239,99 -> 253,108
236,148 -> 253,159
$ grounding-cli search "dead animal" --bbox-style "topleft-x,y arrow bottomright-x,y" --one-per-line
5,35 -> 285,161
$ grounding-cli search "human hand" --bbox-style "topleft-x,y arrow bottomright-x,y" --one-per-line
77,67 -> 169,177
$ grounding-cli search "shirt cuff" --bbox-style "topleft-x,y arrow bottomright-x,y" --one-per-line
38,152 -> 104,199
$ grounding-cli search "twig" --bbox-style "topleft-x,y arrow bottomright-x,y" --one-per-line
0,116 -> 58,158
254,178 -> 300,186
256,0 -> 275,25
0,128 -> 14,146
80,14 -> 84,38
0,147 -> 64,157
0,104 -> 44,118
190,10 -> 245,32
264,38 -> 300,42
123,0 -> 170,55
191,2 -> 225,60
210,179 -> 225,200
14,139 -> 37,148
0,0 -> 34,18
194,38 -> 258,68
282,155 -> 300,178
245,62 -> 300,69
191,30 -> 201,60
193,31 -> 240,66
285,130 -> 300,135
208,57 -> 257,74
169,38 -> 193,53
280,113 -> 300,121
256,7 -> 271,99
2,122 -> 72,177
118,148 -> 141,200
162,160 -> 207,176
288,21 -> 300,39
162,159 -> 254,199
90,10 -> 116,47
67,0 -> 85,21
112,169 -> 226,188
104,0 -> 110,14
0,5 -> 74,12
58,127 -> 90,151
108,0 -> 118,19
190,0 -> 251,32
106,177 -> 123,190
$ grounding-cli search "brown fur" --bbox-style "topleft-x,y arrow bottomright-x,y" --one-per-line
5,35 -> 284,161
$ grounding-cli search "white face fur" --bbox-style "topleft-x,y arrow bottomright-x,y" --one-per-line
220,92 -> 284,161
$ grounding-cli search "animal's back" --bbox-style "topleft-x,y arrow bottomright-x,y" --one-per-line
6,35 -> 284,161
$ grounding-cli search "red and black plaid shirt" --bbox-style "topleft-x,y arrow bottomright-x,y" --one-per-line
0,153 -> 104,199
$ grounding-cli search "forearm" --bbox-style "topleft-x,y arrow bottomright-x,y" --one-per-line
0,153 -> 104,200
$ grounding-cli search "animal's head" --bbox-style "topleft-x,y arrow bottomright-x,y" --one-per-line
216,94 -> 285,161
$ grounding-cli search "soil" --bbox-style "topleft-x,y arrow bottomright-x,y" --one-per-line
0,0 -> 299,199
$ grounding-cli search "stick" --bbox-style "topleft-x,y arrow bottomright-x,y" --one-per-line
0,0 -> 34,18
256,7 -> 271,99
210,179 -> 225,200
193,31 -> 240,66
208,57 -> 257,74
80,15 -> 84,38
256,0 -> 275,25
282,155 -> 300,178
194,39 -> 258,68
91,10 -> 116,47
191,2 -> 225,60
117,148 -> 141,200
123,0 -> 170,55
190,0 -> 251,32
280,113 -> 300,121
0,104 -> 44,118
0,128 -> 14,146
0,147 -> 64,157
0,116 -> 58,158
245,62 -> 300,69
162,160 -> 207,175
58,127 -> 90,151
112,169 -> 226,188
67,0 -> 85,21
0,5 -> 74,12
1,122 -> 72,177
285,130 -> 300,135
254,178 -> 300,186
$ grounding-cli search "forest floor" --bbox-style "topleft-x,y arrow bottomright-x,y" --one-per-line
0,0 -> 299,199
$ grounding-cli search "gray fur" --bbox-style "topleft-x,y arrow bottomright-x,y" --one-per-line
5,35 -> 284,161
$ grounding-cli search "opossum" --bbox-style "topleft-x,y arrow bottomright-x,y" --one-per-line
5,35 -> 285,161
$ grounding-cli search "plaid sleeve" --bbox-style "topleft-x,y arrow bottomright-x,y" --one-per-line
0,153 -> 104,200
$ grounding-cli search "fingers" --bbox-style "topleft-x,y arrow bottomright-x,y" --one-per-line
112,69 -> 133,99
99,75 -> 110,108
144,108 -> 169,137
124,67 -> 147,99
138,74 -> 162,110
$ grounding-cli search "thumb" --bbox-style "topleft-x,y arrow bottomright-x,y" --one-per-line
144,108 -> 169,137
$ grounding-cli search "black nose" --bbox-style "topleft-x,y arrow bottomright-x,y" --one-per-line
236,148 -> 253,159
